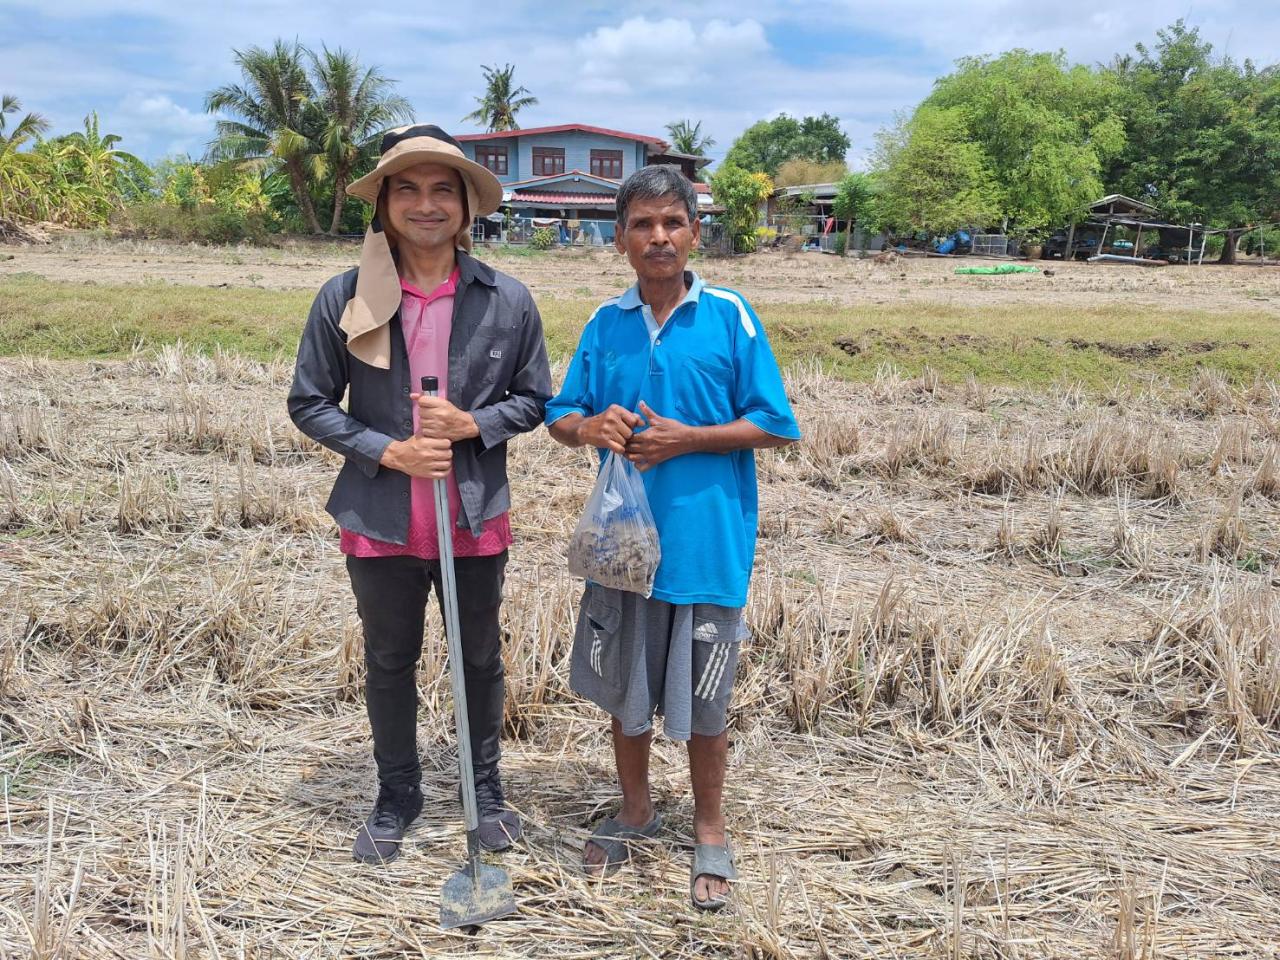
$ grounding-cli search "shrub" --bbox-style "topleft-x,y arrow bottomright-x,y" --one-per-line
529,226 -> 556,250
115,201 -> 272,244
774,158 -> 848,188
710,164 -> 773,255
1242,226 -> 1280,258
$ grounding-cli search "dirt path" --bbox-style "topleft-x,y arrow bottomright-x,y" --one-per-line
5,234 -> 1279,312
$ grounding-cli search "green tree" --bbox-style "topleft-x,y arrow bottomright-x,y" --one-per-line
832,171 -> 877,256
833,172 -> 875,223
723,113 -> 850,176
773,158 -> 848,188
924,50 -> 1126,237
21,112 -> 151,227
0,95 -> 47,141
204,162 -> 273,216
58,111 -> 150,223
665,119 -> 715,182
205,40 -> 325,233
709,164 -> 772,252
308,46 -> 413,234
152,156 -> 212,210
0,94 -> 51,220
665,119 -> 715,155
1104,21 -> 1280,263
463,63 -> 537,132
872,107 -> 1000,235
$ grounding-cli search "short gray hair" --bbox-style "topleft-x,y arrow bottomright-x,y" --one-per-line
616,165 -> 698,228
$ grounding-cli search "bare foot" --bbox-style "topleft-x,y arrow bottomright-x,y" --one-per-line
584,802 -> 655,876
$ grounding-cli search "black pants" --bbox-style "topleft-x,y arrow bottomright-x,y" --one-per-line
346,550 -> 507,789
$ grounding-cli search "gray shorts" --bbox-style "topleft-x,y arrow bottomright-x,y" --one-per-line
569,584 -> 747,740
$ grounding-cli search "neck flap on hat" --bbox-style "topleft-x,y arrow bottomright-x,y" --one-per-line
339,192 -> 477,370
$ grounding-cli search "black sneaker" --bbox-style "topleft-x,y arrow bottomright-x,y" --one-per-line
353,783 -> 423,864
471,767 -> 523,851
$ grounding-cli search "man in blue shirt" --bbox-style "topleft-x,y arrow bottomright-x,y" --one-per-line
546,165 -> 800,910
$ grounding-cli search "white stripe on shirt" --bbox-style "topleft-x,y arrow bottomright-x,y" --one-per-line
702,287 -> 757,338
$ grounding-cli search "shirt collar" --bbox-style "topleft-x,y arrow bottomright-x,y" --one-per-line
455,248 -> 497,287
618,270 -> 703,312
399,266 -> 460,305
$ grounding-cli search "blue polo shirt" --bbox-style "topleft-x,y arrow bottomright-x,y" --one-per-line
547,272 -> 801,607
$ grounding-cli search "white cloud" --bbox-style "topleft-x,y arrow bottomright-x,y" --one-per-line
3,0 -> 1279,166
0,42 -> 139,100
111,93 -> 213,159
702,18 -> 769,53
120,94 -> 208,132
575,17 -> 767,95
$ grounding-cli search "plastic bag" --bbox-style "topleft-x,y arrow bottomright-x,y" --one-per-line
567,451 -> 662,596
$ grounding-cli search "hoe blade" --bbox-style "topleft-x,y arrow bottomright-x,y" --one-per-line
439,861 -> 517,929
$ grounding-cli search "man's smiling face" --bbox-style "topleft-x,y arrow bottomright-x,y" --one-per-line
382,162 -> 466,252
615,194 -> 701,283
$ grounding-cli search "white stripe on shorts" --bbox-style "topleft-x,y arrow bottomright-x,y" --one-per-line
695,643 -> 728,700
706,644 -> 731,700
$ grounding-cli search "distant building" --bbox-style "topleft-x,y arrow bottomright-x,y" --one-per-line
766,182 -> 868,252
456,123 -> 713,241
768,182 -> 841,220
1086,194 -> 1160,221
1045,193 -> 1209,263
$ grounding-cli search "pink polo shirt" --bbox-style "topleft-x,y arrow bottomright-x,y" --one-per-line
340,269 -> 513,560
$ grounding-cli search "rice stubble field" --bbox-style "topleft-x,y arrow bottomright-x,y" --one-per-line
1,243 -> 1279,957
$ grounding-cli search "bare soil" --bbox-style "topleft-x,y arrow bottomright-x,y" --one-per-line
5,234 -> 1280,312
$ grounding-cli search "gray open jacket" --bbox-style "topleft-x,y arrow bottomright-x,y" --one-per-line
287,251 -> 552,541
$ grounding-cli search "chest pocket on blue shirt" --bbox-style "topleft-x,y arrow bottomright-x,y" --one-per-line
673,352 -> 736,426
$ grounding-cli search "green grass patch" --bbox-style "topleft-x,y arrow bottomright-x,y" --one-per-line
759,299 -> 1280,389
0,273 -> 314,360
1,749 -> 78,798
2,274 -> 1277,389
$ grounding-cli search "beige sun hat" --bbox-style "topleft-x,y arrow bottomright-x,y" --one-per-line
346,123 -> 502,214
340,124 -> 503,369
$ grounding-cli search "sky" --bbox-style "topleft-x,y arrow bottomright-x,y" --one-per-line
3,1 -> 1278,167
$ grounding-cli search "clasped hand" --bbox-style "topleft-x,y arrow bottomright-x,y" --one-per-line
380,395 -> 478,480
578,401 -> 691,471
413,393 -> 479,442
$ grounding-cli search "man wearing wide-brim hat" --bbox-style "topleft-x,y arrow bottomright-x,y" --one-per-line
288,124 -> 551,864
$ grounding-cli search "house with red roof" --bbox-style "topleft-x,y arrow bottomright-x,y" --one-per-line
455,124 -> 713,241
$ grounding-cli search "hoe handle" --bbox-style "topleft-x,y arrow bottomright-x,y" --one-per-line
421,376 -> 482,865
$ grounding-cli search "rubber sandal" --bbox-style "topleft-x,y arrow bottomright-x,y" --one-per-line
582,813 -> 663,878
690,841 -> 738,911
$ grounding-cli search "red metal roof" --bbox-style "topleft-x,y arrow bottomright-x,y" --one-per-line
457,123 -> 666,146
693,182 -> 711,194
509,191 -> 617,205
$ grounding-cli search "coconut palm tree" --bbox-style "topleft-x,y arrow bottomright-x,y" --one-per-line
463,64 -> 537,132
308,46 -> 413,234
665,119 -> 715,156
0,95 -> 49,143
665,119 -> 715,182
204,40 -> 325,233
0,95 -> 51,220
